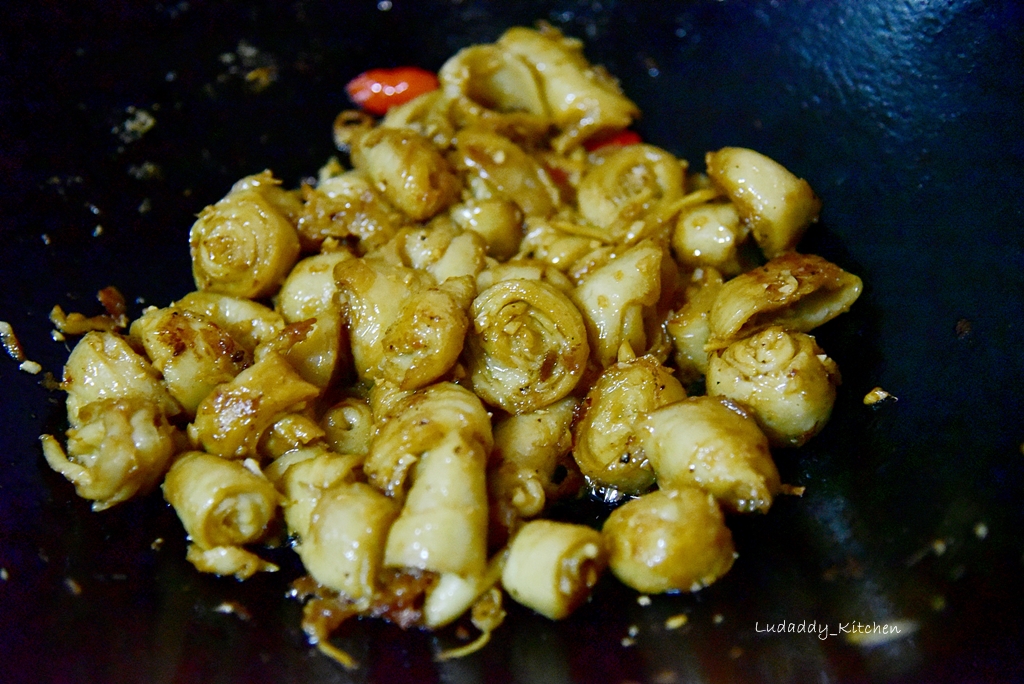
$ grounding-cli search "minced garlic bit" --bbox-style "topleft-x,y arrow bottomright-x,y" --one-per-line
49,289 -> 129,334
0,321 -> 25,362
974,522 -> 989,540
664,614 -> 689,630
863,387 -> 896,405
780,484 -> 806,496
19,360 -> 42,375
1,568 -> 9,581
64,577 -> 83,595
241,458 -> 264,477
712,613 -> 725,625
214,600 -> 252,620
636,594 -> 652,606
1,322 -> 43,373
115,106 -> 156,143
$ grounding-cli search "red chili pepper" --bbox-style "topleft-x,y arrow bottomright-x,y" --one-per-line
584,129 -> 643,152
345,67 -> 440,116
545,165 -> 570,187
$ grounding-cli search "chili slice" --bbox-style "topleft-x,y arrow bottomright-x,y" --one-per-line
345,66 -> 440,116
584,129 -> 643,152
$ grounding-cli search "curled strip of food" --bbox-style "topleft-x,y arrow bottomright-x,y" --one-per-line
571,240 -> 664,368
383,428 -> 490,578
439,43 -> 550,144
707,326 -> 840,447
577,144 -> 685,240
639,396 -> 780,513
501,519 -> 607,620
380,90 -> 456,149
497,26 -> 639,152
515,217 -> 606,274
259,413 -> 326,460
425,229 -> 486,285
450,199 -> 525,261
423,551 -> 507,629
174,291 -> 285,353
705,147 -> 821,259
370,384 -> 492,577
189,178 -> 301,299
707,252 -> 863,349
450,129 -> 560,218
476,258 -> 574,294
367,379 -> 416,424
379,286 -> 470,390
665,267 -> 724,384
277,252 -> 352,323
280,315 -> 347,389
465,278 -> 589,414
671,201 -> 751,277
320,397 -> 375,456
350,127 -> 460,222
365,382 -> 492,499
61,331 -> 181,425
602,487 -> 735,594
264,447 -> 363,541
334,257 -> 434,382
297,171 -> 406,254
276,251 -> 355,388
572,355 -> 686,494
130,307 -> 249,416
297,482 -> 400,601
381,222 -> 487,285
185,544 -> 278,580
189,352 -> 321,459
41,398 -> 180,511
230,169 -> 305,225
489,397 -> 580,538
163,451 -> 280,578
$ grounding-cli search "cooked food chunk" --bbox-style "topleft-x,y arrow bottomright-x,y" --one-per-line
603,487 -> 735,594
502,520 -> 607,619
707,326 -> 840,447
639,395 -> 781,513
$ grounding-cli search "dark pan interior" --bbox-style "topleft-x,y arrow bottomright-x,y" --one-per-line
2,1 -> 1022,682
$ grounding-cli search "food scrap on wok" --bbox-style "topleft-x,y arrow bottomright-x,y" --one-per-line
40,23 -> 862,667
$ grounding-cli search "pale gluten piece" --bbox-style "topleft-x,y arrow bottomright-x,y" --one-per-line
640,396 -> 781,513
572,352 -> 686,494
163,451 -> 280,579
502,519 -> 607,620
707,326 -> 841,447
603,487 -> 735,594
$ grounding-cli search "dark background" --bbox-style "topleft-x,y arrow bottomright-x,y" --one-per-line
2,1 -> 1022,682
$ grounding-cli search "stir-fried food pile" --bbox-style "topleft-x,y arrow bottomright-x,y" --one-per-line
41,24 -> 862,665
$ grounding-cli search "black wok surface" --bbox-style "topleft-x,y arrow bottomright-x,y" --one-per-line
2,1 -> 1022,682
